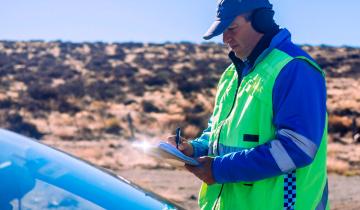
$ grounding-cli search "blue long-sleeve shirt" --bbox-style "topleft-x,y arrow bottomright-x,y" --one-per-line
190,29 -> 327,183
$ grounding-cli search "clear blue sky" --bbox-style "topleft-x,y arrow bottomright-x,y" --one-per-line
1,0 -> 359,46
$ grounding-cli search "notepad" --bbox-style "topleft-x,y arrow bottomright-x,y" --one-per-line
145,141 -> 200,166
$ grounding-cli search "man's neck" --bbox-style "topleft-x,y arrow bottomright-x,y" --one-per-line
228,27 -> 280,77
241,33 -> 264,61
243,27 -> 280,66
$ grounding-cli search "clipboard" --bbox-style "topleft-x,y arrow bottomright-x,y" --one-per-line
143,141 -> 200,166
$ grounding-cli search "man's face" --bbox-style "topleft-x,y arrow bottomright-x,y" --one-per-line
223,14 -> 261,60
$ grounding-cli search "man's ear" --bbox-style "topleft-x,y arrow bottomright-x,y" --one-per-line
250,8 -> 278,34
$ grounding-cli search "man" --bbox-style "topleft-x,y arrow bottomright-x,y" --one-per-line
167,0 -> 328,209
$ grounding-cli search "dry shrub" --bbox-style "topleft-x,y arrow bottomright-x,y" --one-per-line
28,83 -> 58,100
104,117 -> 122,135
58,79 -> 85,98
329,115 -> 352,135
178,81 -> 201,94
327,158 -> 350,174
142,101 -> 161,113
113,63 -> 138,78
5,113 -> 43,139
57,98 -> 81,114
86,80 -> 123,100
143,75 -> 168,87
0,99 -> 13,109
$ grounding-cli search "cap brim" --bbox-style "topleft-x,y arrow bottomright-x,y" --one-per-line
202,17 -> 235,40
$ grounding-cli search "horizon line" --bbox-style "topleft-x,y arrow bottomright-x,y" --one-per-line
1,39 -> 359,49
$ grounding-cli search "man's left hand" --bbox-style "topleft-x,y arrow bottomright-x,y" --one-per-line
185,156 -> 215,185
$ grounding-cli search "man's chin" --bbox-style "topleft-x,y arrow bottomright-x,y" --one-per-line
234,51 -> 245,60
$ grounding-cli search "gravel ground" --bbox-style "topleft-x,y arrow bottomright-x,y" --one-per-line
328,174 -> 360,210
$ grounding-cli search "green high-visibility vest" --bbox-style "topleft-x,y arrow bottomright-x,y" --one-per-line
199,49 -> 329,210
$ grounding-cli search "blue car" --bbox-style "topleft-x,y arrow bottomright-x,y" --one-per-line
0,129 -> 182,210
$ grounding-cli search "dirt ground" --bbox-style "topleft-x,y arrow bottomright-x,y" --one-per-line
43,137 -> 360,210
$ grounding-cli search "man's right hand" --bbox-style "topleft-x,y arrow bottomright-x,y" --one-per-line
166,135 -> 194,157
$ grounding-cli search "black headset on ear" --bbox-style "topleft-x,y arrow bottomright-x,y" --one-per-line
250,8 -> 278,34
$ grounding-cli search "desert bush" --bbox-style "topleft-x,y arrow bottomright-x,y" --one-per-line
123,99 -> 136,105
104,118 -> 122,135
107,47 -> 126,60
198,45 -> 212,52
185,114 -> 204,126
192,104 -> 205,113
0,64 -> 15,77
91,42 -> 107,52
21,98 -> 51,112
127,78 -> 145,96
183,104 -> 209,134
314,56 -> 331,69
27,57 -> 41,68
142,101 -> 161,113
43,65 -> 79,80
212,59 -> 231,73
0,52 -> 10,67
0,41 -> 15,49
193,59 -> 215,73
178,79 -> 201,94
113,64 -> 138,78
58,79 -> 86,98
143,75 -> 168,87
14,71 -> 38,84
86,80 -> 121,100
329,123 -> 350,137
133,53 -> 153,70
333,109 -> 360,117
151,57 -> 178,67
348,53 -> 360,59
200,75 -> 220,89
8,52 -> 28,65
0,99 -> 14,109
109,79 -> 126,87
180,42 -> 196,54
117,42 -> 144,49
5,113 -> 43,139
28,83 -> 58,100
78,127 -> 95,139
57,98 -> 81,114
329,115 -> 352,136
85,55 -> 112,72
38,54 -> 57,68
346,62 -> 360,77
57,42 -> 79,54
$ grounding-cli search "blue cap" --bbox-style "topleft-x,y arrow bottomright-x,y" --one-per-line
203,0 -> 272,40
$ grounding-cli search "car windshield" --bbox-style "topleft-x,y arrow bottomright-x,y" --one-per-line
0,129 -> 179,210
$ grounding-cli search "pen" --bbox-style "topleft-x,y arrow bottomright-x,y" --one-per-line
175,127 -> 181,149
